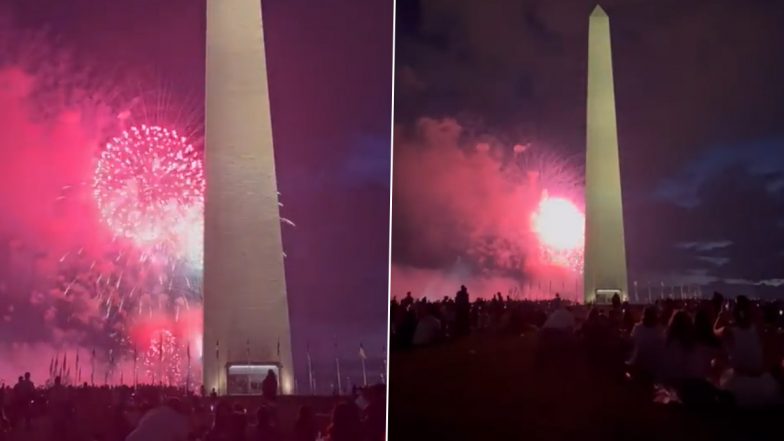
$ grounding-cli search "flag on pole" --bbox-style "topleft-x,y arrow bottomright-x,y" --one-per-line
215,339 -> 219,361
276,337 -> 280,360
133,345 -> 138,387
49,355 -> 54,379
359,343 -> 367,360
359,343 -> 368,387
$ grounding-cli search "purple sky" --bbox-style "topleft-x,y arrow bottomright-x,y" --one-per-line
1,0 -> 392,381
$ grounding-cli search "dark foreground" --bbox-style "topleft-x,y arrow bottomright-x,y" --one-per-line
389,333 -> 783,441
1,394 -> 346,441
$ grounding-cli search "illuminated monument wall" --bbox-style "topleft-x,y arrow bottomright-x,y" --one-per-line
583,5 -> 629,303
204,0 -> 294,394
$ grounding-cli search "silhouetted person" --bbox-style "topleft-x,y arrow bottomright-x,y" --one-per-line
362,384 -> 386,441
663,310 -> 696,382
20,372 -> 34,430
262,370 -> 278,401
255,405 -> 279,441
230,403 -> 248,441
125,397 -> 189,441
325,402 -> 361,441
205,400 -> 233,441
693,308 -> 723,383
627,306 -> 664,384
413,303 -> 442,346
455,285 -> 470,337
711,291 -> 725,319
49,376 -> 71,440
10,376 -> 23,430
401,292 -> 414,309
611,293 -> 621,309
294,406 -> 317,441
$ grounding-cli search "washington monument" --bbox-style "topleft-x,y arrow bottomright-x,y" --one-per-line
204,0 -> 294,394
583,5 -> 629,303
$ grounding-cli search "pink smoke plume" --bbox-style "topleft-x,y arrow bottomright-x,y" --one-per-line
391,117 -> 584,301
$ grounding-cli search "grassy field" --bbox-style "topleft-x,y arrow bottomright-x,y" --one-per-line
389,333 -> 781,441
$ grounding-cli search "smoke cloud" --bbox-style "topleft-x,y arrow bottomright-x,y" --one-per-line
391,117 -> 584,300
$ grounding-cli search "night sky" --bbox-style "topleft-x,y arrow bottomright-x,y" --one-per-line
0,0 -> 391,381
393,0 -> 784,299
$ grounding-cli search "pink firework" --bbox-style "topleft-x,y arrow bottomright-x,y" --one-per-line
531,194 -> 585,273
144,329 -> 184,386
93,125 -> 204,265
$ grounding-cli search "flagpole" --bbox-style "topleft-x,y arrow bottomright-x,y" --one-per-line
381,345 -> 387,384
359,343 -> 368,387
133,345 -> 137,389
276,337 -> 281,395
246,338 -> 251,395
186,343 -> 191,395
361,357 -> 367,387
335,343 -> 342,395
159,331 -> 164,386
306,343 -> 314,395
214,339 -> 219,395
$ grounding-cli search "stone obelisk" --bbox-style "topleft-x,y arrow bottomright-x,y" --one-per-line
204,0 -> 294,394
583,5 -> 629,303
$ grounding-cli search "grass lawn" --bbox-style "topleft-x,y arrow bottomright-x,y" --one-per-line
389,333 -> 781,441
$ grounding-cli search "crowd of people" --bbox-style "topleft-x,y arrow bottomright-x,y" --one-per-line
0,370 -> 386,441
390,286 -> 784,408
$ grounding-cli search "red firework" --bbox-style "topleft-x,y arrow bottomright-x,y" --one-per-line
93,125 -> 204,263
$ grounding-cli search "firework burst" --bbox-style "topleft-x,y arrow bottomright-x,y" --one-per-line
531,193 -> 585,273
93,125 -> 205,266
